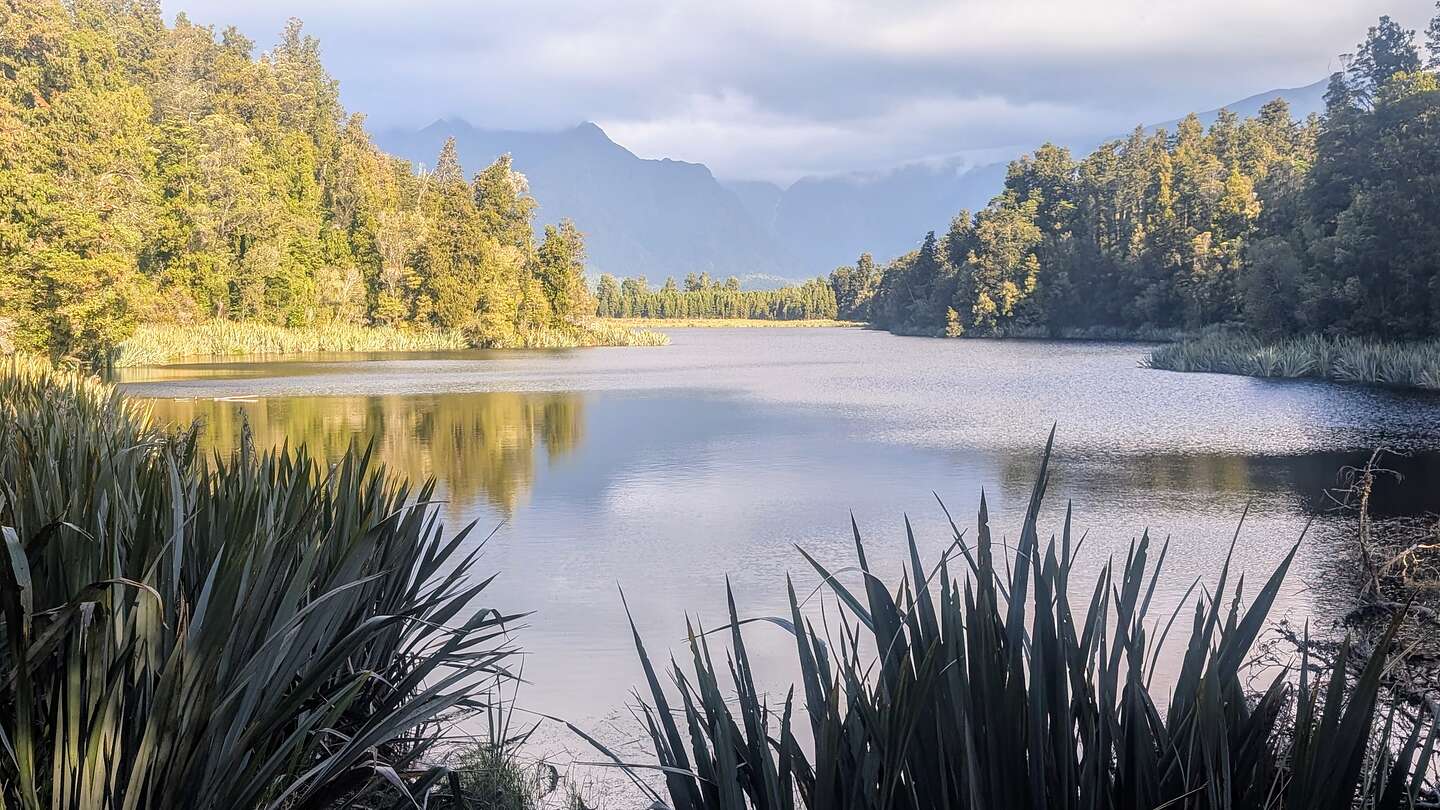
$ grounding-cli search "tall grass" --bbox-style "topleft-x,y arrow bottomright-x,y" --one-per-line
0,355 -> 518,808
1147,333 -> 1440,390
618,434 -> 1439,809
112,319 -> 668,366
514,319 -> 670,349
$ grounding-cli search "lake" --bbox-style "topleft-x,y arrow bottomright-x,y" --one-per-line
117,327 -> 1440,774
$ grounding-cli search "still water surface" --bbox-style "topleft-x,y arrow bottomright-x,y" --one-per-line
117,328 -> 1440,752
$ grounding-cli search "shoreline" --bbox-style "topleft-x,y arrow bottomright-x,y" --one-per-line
1145,333 -> 1440,392
112,320 -> 668,367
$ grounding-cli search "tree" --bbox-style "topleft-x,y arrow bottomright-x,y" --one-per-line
432,137 -> 463,185
537,219 -> 591,323
472,154 -> 537,251
1427,1 -> 1440,71
1348,15 -> 1420,102
594,273 -> 621,317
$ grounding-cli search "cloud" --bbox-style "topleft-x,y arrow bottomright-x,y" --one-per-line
163,0 -> 1438,182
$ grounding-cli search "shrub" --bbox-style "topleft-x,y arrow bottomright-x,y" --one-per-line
617,434 -> 1439,809
0,355 -> 518,808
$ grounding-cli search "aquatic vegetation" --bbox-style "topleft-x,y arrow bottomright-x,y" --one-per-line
617,435 -> 1439,809
0,355 -> 518,808
1147,333 -> 1440,391
111,319 -> 667,366
601,317 -> 857,329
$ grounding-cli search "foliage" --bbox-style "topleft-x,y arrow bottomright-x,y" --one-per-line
0,2 -> 613,362
0,354 -> 519,808
840,7 -> 1440,345
595,274 -> 837,321
1146,332 -> 1440,389
618,436 -> 1440,809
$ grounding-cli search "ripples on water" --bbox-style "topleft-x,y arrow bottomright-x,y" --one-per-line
118,328 -> 1440,762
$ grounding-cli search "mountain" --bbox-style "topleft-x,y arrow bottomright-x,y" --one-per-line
770,161 -> 1010,274
377,120 -> 786,283
725,180 -> 784,234
767,79 -> 1331,274
381,80 -> 1332,285
1150,78 -> 1329,133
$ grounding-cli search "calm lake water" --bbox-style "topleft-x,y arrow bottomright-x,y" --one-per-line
117,327 -> 1440,768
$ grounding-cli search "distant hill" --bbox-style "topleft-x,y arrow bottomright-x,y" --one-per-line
381,80 -> 1332,284
769,79 -> 1331,274
769,161 -> 1011,274
1149,79 -> 1329,133
377,120 -> 786,283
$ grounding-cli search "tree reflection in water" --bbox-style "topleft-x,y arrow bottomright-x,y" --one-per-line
148,392 -> 585,515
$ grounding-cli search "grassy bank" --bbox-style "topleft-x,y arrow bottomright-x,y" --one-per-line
617,436 -> 1439,809
111,319 -> 668,366
601,316 -> 859,329
1146,333 -> 1440,390
0,355 -> 519,807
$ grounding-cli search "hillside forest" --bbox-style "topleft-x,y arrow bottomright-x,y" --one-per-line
1,1 -> 593,360
828,8 -> 1440,341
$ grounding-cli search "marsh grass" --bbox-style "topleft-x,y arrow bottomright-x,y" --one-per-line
112,319 -> 667,366
613,433 -> 1440,809
601,317 -> 859,329
1147,333 -> 1440,390
0,355 -> 520,808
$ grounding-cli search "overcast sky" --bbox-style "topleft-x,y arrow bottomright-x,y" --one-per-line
164,0 -> 1436,183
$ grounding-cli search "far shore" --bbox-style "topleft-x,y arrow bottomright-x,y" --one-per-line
601,317 -> 861,329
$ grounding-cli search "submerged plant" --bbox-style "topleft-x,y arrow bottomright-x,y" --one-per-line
0,355 -> 519,808
617,433 -> 1439,809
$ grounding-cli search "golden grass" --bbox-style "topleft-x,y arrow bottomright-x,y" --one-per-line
601,317 -> 860,329
112,320 -> 668,366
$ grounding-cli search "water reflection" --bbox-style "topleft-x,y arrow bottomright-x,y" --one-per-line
148,392 -> 585,514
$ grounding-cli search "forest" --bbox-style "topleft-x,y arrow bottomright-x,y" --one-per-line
0,1 -> 600,361
833,9 -> 1440,342
594,272 -> 838,320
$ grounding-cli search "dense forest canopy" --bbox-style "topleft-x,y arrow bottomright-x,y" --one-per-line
594,271 -> 838,320
834,7 -> 1440,342
1,0 -> 593,359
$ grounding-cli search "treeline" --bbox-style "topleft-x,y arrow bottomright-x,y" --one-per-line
833,8 -> 1440,341
1,1 -> 593,360
594,273 -> 838,320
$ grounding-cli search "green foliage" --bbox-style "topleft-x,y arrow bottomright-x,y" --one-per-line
619,437 -> 1439,809
0,2 -> 609,363
846,9 -> 1440,345
1147,332 -> 1440,389
595,275 -> 838,320
0,354 -> 519,808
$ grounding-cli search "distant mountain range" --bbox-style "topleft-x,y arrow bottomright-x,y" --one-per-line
377,79 -> 1328,286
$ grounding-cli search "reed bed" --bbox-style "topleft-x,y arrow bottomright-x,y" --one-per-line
1147,333 -> 1440,390
112,319 -> 667,366
601,317 -> 858,329
515,320 -> 670,348
614,434 -> 1440,810
113,321 -> 471,365
0,355 -> 518,808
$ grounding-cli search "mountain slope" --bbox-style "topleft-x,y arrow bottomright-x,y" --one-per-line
381,80 -> 1332,284
378,121 -> 786,281
1151,78 -> 1329,133
769,79 -> 1331,274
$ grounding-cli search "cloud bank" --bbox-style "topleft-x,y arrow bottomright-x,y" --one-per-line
164,0 -> 1435,181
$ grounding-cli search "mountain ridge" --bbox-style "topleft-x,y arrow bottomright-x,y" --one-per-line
377,79 -> 1331,285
